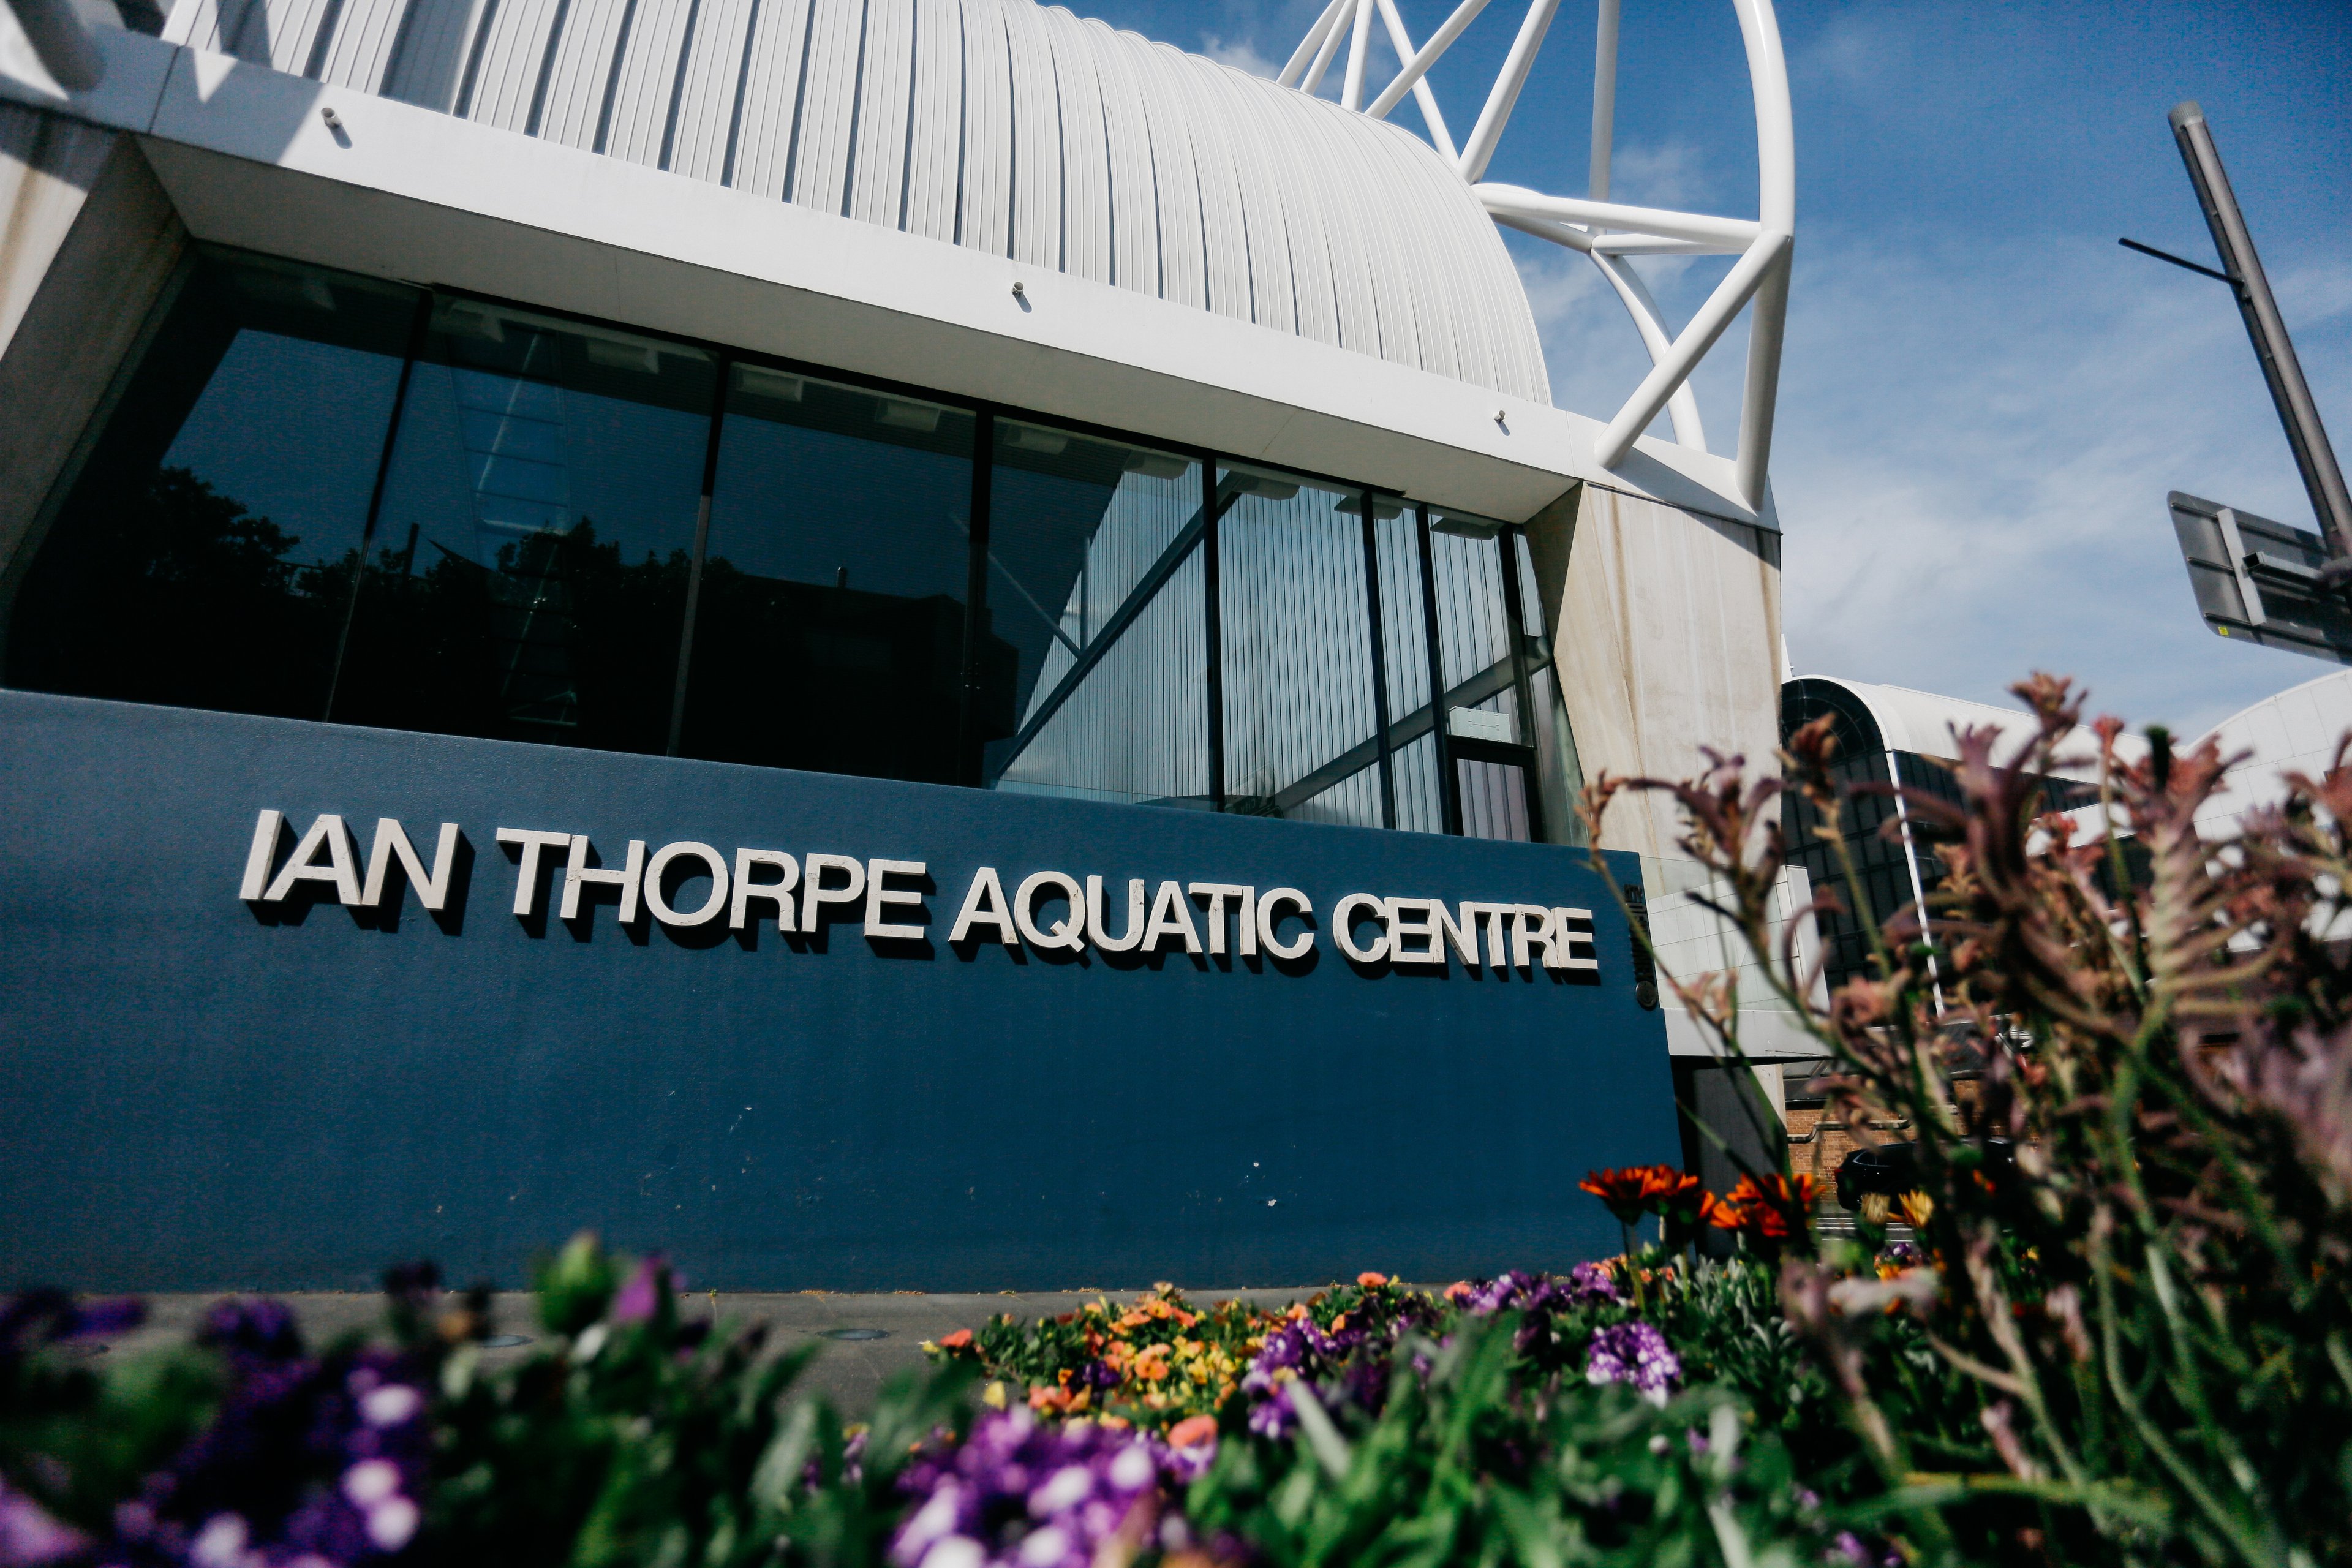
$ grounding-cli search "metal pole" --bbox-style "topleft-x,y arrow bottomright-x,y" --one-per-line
2169,100 -> 2352,560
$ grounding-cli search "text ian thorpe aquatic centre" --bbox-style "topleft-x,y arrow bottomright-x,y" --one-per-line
238,811 -> 1604,973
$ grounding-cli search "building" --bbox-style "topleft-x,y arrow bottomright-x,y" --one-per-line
0,0 -> 1797,1289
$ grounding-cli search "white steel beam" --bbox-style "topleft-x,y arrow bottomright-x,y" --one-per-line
1343,0 -> 1378,111
1457,0 -> 1564,183
1593,230 -> 1787,469
1302,1 -> 1352,94
1373,0 -> 1457,160
1591,252 -> 1708,451
1279,0 -> 1355,88
1589,0 -> 1619,202
1365,0 -> 1494,119
1475,184 -> 1760,248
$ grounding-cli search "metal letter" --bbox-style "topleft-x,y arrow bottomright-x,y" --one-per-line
732,850 -> 798,931
1015,870 -> 1087,951
645,841 -> 730,927
1550,907 -> 1600,971
1188,883 -> 1257,956
801,854 -> 867,932
865,858 -> 929,939
1257,888 -> 1315,960
361,820 -> 461,911
239,809 -> 285,902
1086,875 -> 1147,952
496,829 -> 573,917
562,836 -> 646,924
1142,880 -> 1203,954
1384,897 -> 1445,965
948,867 -> 1019,945
265,814 -> 364,905
1333,893 -> 1391,962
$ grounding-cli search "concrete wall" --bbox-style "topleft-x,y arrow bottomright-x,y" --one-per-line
0,104 -> 184,578
1527,483 -> 1785,859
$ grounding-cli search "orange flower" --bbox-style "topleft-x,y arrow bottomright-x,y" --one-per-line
1700,1191 -> 1747,1231
1444,1281 -> 1473,1303
937,1329 -> 974,1351
1580,1164 -> 1703,1224
1167,1414 -> 1219,1449
1356,1272 -> 1389,1288
1716,1174 -> 1825,1243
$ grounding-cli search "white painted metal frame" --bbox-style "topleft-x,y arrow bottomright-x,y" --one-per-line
1285,0 -> 1794,508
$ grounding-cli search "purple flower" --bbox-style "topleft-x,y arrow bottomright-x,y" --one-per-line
1245,1385 -> 1295,1439
891,1410 -> 1189,1568
1565,1262 -> 1624,1305
196,1298 -> 303,1362
609,1259 -> 666,1325
0,1478 -> 88,1567
1583,1321 -> 1680,1403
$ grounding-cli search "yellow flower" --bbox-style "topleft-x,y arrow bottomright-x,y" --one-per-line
1858,1192 -> 1891,1226
1898,1190 -> 1936,1229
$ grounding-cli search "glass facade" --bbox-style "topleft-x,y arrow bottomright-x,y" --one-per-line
1780,680 -> 2102,991
6,247 -> 1585,844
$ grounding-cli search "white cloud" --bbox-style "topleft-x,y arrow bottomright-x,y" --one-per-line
1766,234 -> 2352,737
1199,31 -> 1280,78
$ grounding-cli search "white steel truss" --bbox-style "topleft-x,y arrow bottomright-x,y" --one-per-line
1282,0 -> 1795,510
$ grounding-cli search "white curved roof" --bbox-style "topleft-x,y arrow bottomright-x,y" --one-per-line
1794,676 -> 2147,780
2190,666 -> 2352,835
161,0 -> 1551,404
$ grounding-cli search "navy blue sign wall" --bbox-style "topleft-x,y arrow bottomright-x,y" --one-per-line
0,692 -> 1674,1292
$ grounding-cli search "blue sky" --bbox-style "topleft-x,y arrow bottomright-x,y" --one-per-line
1077,0 -> 2352,738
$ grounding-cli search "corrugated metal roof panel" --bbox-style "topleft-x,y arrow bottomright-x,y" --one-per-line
162,0 -> 1547,401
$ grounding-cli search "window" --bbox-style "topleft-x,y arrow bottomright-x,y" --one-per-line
986,420 -> 1209,807
334,299 -> 717,755
680,367 -> 976,783
7,252 -> 415,721
7,246 -> 1589,845
1218,467 -> 1388,827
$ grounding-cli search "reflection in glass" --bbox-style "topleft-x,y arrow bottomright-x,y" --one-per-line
335,298 -> 716,754
987,423 -> 1208,805
6,251 -> 415,719
1219,467 -> 1384,827
680,367 -> 980,783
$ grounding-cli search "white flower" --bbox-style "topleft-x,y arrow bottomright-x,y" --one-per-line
366,1495 -> 421,1550
919,1536 -> 986,1568
342,1458 -> 402,1508
1106,1445 -> 1154,1491
1019,1526 -> 1071,1566
1029,1464 -> 1093,1517
191,1513 -> 254,1568
360,1384 -> 423,1427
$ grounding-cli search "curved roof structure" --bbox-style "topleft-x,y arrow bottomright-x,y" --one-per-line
160,0 -> 1551,403
1784,676 -> 2147,782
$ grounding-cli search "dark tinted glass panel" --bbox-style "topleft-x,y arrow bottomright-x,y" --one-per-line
679,366 -> 976,782
987,421 -> 1208,806
334,298 -> 715,753
1371,504 -> 1441,833
7,251 -> 417,719
1219,466 -> 1383,827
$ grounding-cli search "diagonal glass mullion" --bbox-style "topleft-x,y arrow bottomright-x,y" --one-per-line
1267,649 -> 1532,817
998,470 -> 1242,767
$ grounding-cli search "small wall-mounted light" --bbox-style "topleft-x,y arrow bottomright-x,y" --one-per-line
1494,409 -> 1506,424
1011,281 -> 1026,298
320,106 -> 342,131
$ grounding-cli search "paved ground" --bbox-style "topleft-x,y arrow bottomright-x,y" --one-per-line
78,1287 -> 1326,1412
